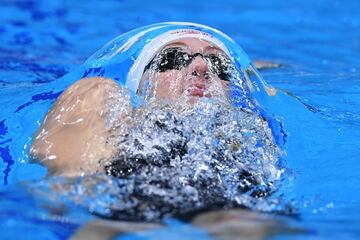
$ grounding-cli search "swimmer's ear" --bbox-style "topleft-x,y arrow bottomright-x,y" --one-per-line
253,60 -> 283,71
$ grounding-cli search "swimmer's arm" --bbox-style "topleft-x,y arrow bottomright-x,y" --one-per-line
29,77 -> 124,177
71,209 -> 298,240
254,60 -> 283,70
245,62 -> 278,97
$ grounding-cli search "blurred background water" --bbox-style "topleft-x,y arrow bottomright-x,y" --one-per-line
0,0 -> 359,239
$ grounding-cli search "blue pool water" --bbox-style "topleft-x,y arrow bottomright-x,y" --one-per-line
0,0 -> 359,239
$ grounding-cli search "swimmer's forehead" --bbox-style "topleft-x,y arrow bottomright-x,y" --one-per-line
162,37 -> 227,55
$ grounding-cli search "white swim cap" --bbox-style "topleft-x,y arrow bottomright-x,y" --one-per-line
126,29 -> 231,93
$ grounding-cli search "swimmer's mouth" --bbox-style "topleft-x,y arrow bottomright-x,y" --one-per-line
187,84 -> 210,97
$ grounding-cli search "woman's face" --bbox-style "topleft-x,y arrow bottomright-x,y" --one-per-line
140,37 -> 233,105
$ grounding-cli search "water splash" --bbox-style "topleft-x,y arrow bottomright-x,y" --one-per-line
28,89 -> 288,221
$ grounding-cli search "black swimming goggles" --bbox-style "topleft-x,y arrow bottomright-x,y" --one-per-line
144,47 -> 234,82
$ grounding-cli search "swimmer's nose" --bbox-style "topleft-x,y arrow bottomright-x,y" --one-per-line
188,56 -> 211,81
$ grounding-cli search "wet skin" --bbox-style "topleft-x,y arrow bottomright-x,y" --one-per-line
140,37 -> 230,104
30,37 -> 232,176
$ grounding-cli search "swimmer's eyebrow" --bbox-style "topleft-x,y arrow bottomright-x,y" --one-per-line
163,42 -> 188,49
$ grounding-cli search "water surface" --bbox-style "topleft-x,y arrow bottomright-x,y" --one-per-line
0,0 -> 359,239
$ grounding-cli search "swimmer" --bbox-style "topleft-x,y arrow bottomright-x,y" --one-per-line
29,24 -> 281,177
29,35 -> 238,176
28,23 -> 288,224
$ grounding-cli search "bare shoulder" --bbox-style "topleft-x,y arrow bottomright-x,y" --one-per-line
56,77 -> 120,106
65,77 -> 120,92
41,77 -> 121,129
30,77 -> 122,176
